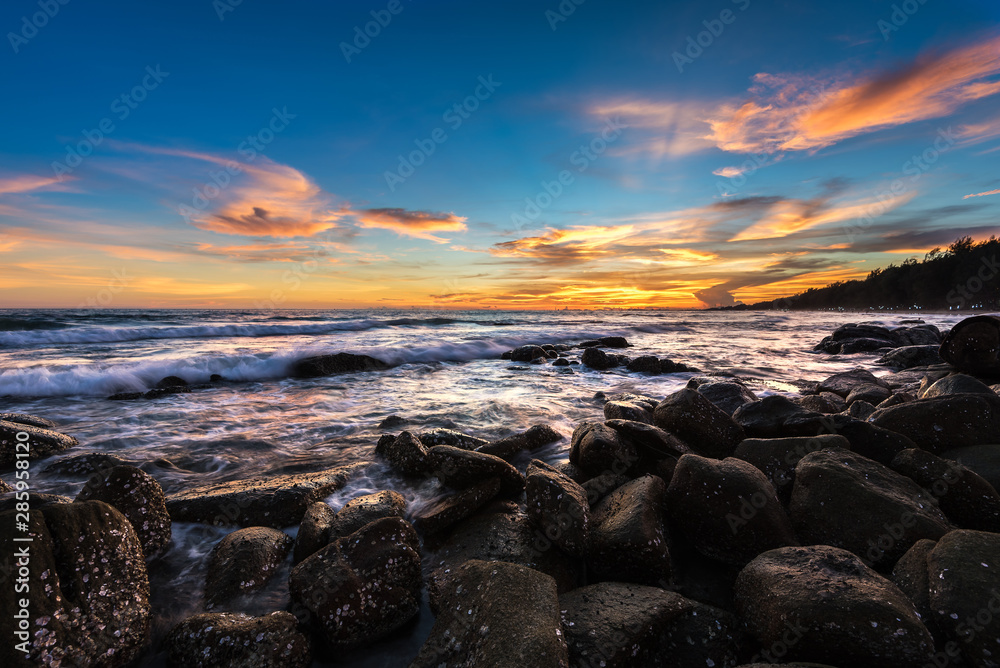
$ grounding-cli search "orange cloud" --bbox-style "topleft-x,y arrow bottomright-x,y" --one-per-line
354,208 -> 467,243
706,34 -> 1000,153
0,174 -> 68,195
963,188 -> 1000,199
729,192 -> 916,241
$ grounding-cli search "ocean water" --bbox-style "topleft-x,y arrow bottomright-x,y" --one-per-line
0,308 -> 968,665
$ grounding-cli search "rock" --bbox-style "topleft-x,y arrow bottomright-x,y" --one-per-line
688,377 -> 759,416
659,358 -> 697,373
477,424 -> 562,460
876,391 -> 915,409
581,347 -> 617,370
204,527 -> 292,609
816,368 -> 889,398
374,431 -> 431,476
790,449 -> 954,569
869,393 -> 1000,454
778,413 -> 916,465
928,530 -> 1000,667
525,460 -> 589,557
844,399 -> 877,420
890,539 -> 937,634
604,419 -> 692,461
733,435 -> 852,498
588,475 -> 671,586
43,452 -> 129,476
428,445 -> 524,494
797,393 -> 845,414
735,545 -> 933,667
667,454 -> 797,566
288,517 -> 421,648
0,501 -> 150,666
733,395 -> 818,439
626,356 -> 662,374
0,479 -> 11,493
877,345 -> 943,369
411,560 -> 569,668
580,336 -> 630,348
890,448 -> 1000,533
209,373 -> 225,382
293,501 -> 336,564
166,463 -> 365,528
920,373 -> 995,398
329,490 -> 407,539
552,357 -> 570,367
941,444 -> 1000,492
75,464 -> 171,559
412,478 -> 501,535
290,352 -> 391,378
896,324 -> 942,346
653,388 -> 745,459
581,472 -> 631,505
939,314 -> 1000,376
156,375 -> 188,388
165,611 -> 310,668
656,600 -> 743,667
0,420 -> 78,471
559,582 -> 695,668
0,492 -> 72,512
569,422 -> 639,477
0,413 -> 58,429
509,345 -> 548,362
378,414 -> 409,429
845,383 -> 892,406
418,428 -> 489,450
603,400 -> 653,424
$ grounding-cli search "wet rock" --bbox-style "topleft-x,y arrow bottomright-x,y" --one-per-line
814,324 -> 901,354
626,355 -> 662,374
569,422 -> 639,477
293,501 -> 336,564
877,345 -> 943,369
667,454 -> 797,566
509,345 -> 548,362
0,420 -> 78,471
165,611 -> 310,668
378,414 -> 409,429
890,448 -> 1000,533
778,413 -> 916,465
790,449 -> 954,569
816,368 -> 890,397
942,444 -> 1000,492
204,527 -> 292,609
603,399 -> 653,424
659,601 -> 743,667
737,546 -> 933,667
604,419 -> 692,461
588,475 -> 671,586
653,388 -> 744,459
920,373 -> 995,398
869,393 -> 1000,455
289,517 -> 421,648
156,375 -> 188,389
890,539 -> 937,634
0,479 -> 11,493
0,500 -> 150,667
797,393 -> 845,414
559,582 -> 695,668
328,489 -> 407,539
290,352 -> 391,378
412,560 -> 568,668
581,471 -> 631,505
844,399 -> 877,420
580,336 -> 630,348
733,395 -> 817,439
429,445 -> 524,494
0,413 -> 58,429
525,460 -> 589,558
659,358 -> 698,373
166,462 -> 366,528
43,452 -> 129,476
876,391 -> 915,409
374,431 -> 431,476
939,314 -> 1000,376
0,492 -> 72,512
581,347 -> 617,370
552,357 -> 570,367
412,477 -> 501,535
845,383 -> 892,406
688,377 -> 759,416
75,464 -> 171,559
477,424 -> 562,460
418,428 -> 488,450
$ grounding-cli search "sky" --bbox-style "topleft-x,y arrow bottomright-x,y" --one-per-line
1,0 -> 999,309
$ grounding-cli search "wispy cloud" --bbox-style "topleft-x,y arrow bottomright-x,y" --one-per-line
354,208 -> 468,243
963,188 -> 1000,199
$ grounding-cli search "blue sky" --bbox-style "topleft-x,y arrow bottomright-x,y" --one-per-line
1,0 -> 999,308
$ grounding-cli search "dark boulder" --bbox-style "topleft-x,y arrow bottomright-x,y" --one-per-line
653,388 -> 744,459
733,395 -> 818,439
844,399 -> 877,420
165,611 -> 310,668
156,375 -> 188,389
919,372 -> 995,398
877,345 -> 943,369
890,539 -> 938,635
941,444 -> 1000,492
374,431 -> 431,476
735,545 -> 933,667
816,368 -> 890,397
429,445 -> 524,494
733,435 -> 851,497
525,460 -> 589,557
687,377 -> 759,416
418,428 -> 488,450
328,489 -> 407,539
626,356 -> 662,374
293,501 -> 335,564
797,393 -> 845,414
509,345 -> 548,362
0,420 -> 78,471
580,336 -> 630,348
604,419 -> 692,461
44,452 -> 129,476
0,413 -> 58,429
476,424 -> 562,460
869,393 -> 1000,454
845,383 -> 891,406
290,352 -> 390,378
412,477 -> 501,535
569,422 -> 639,476
75,464 -> 171,559
939,314 -> 1000,376
581,347 -> 617,370
588,475 -> 671,586
204,527 -> 292,609
603,399 -> 653,424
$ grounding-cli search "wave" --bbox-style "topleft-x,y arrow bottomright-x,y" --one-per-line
0,317 -> 71,332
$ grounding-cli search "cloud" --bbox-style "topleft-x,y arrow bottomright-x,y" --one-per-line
706,33 -> 1000,154
964,188 -> 1000,199
588,100 -> 714,159
0,174 -> 69,195
354,208 -> 468,243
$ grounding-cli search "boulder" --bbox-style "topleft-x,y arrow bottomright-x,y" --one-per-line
877,345 -> 943,369
927,530 -> 1000,667
845,383 -> 891,406
653,388 -> 745,459
603,400 -> 653,424
604,419 -> 692,461
165,611 -> 310,668
412,478 -> 501,535
779,413 -> 916,465
418,428 -> 488,450
869,393 -> 1000,454
890,448 -> 1000,532
876,391 -> 915,409
477,424 -> 562,460
890,539 -> 937,634
735,546 -> 934,667
581,472 -> 631,505
733,435 -> 851,498
411,560 -> 569,668
204,527 -> 293,609
816,368 -> 889,398
569,422 -> 639,476
733,395 -> 818,439
374,431 -> 431,476
941,444 -> 1000,492
581,347 -> 617,370
428,445 -> 524,494
44,452 -> 129,476
0,420 -> 78,471
920,373 -> 995,398
509,345 -> 549,362
166,463 -> 365,528
290,352 -> 390,378
0,413 -> 58,429
790,449 -> 954,569
626,356 -> 662,374
293,501 -> 335,564
288,517 -> 421,648
688,377 -> 759,416
844,400 -> 877,420
588,475 -> 671,586
656,600 -> 743,667
328,489 -> 407,539
939,314 -> 1000,376
580,336 -> 630,348
525,460 -> 590,557
0,501 -> 150,666
75,464 -> 171,559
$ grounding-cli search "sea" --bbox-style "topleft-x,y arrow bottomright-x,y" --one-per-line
0,308 -> 970,665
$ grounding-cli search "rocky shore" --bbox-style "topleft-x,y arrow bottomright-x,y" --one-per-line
1,314 -> 999,667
